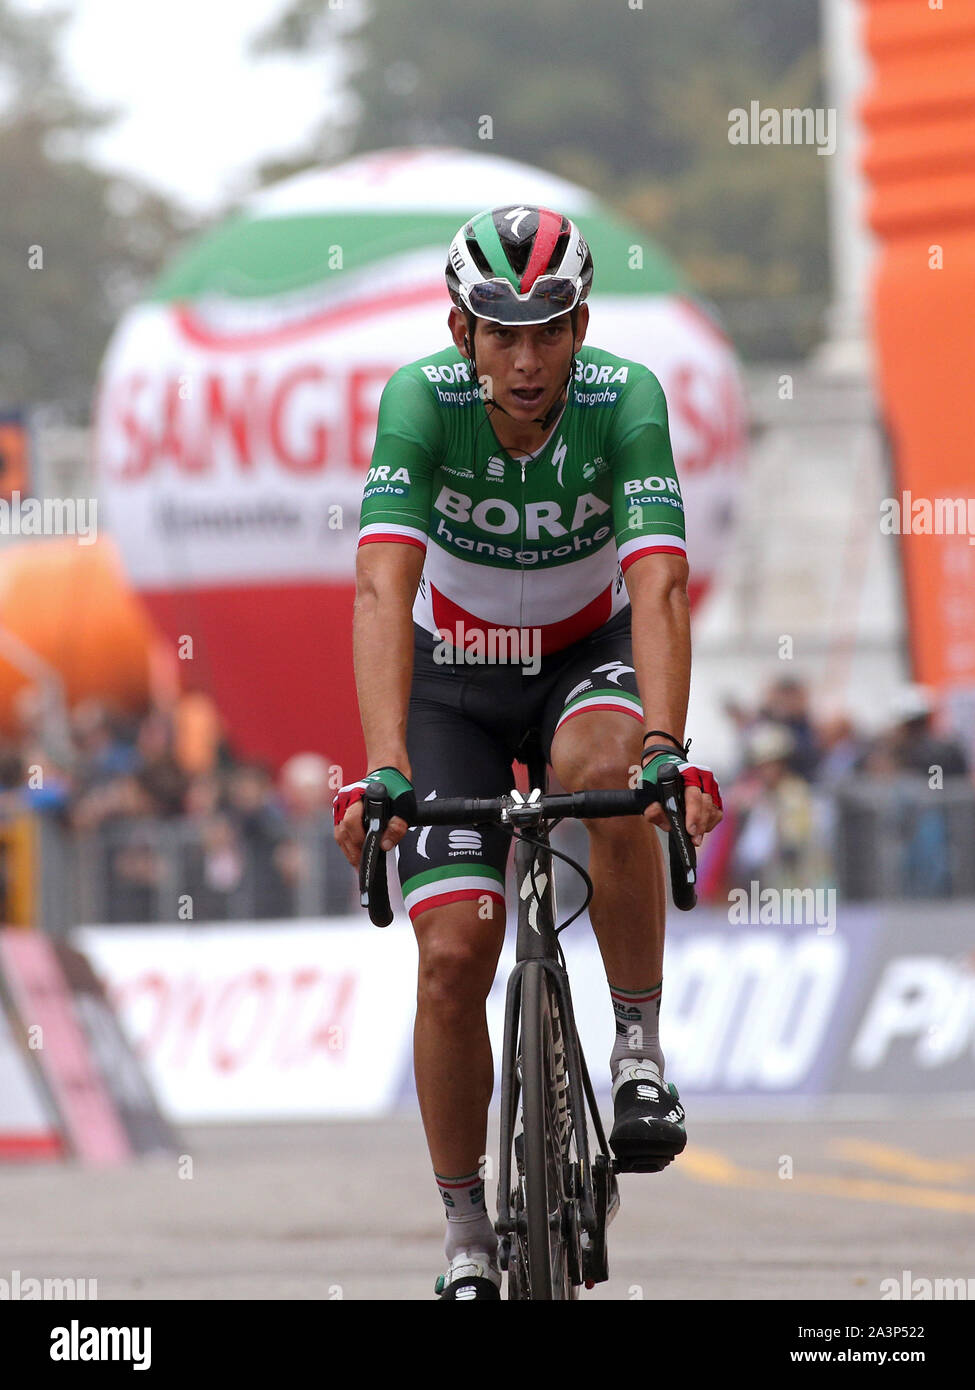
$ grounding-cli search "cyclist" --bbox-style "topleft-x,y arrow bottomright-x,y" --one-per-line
334,205 -> 723,1300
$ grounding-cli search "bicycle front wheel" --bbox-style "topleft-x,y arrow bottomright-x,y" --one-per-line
519,961 -> 578,1300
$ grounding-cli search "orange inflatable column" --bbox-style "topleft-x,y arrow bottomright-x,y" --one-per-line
862,0 -> 975,739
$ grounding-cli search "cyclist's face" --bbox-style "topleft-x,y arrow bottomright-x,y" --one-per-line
450,306 -> 588,420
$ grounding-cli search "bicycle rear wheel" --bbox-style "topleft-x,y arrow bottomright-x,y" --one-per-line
519,961 -> 579,1300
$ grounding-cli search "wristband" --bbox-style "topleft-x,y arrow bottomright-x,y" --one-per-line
643,729 -> 689,755
642,739 -> 691,767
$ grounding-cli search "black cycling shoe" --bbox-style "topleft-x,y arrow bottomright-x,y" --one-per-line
435,1252 -> 502,1300
609,1061 -> 687,1173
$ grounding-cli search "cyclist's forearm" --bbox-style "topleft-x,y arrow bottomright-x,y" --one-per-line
629,574 -> 691,748
353,593 -> 415,776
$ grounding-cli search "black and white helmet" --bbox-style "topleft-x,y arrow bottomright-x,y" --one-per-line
445,204 -> 593,325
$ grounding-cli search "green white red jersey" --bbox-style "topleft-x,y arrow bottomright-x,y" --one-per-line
358,343 -> 686,655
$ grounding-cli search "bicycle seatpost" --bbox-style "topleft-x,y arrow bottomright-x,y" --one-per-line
515,726 -> 548,795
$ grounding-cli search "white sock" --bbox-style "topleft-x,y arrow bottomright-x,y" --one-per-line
434,1169 -> 498,1263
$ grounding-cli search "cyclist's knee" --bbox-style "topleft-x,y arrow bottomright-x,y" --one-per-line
414,898 -> 505,1011
551,716 -> 640,794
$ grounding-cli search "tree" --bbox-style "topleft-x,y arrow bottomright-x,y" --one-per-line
251,0 -> 827,359
0,2 -> 199,418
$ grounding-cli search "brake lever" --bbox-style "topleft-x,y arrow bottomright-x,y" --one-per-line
359,784 -> 394,927
656,763 -> 697,910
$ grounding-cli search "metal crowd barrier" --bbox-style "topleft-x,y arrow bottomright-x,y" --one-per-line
11,774 -> 975,931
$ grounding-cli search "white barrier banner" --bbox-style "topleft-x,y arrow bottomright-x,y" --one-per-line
74,921 -> 418,1122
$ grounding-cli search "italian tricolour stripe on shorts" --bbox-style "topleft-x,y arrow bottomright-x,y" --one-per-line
358,521 -> 428,551
617,533 -> 686,573
403,863 -> 505,921
555,687 -> 643,734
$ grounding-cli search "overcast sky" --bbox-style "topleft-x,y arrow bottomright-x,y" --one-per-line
18,0 -> 342,215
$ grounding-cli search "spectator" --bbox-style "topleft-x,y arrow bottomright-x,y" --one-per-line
721,694 -> 754,742
279,753 -> 332,819
225,762 -> 291,918
758,676 -> 820,780
70,699 -> 140,793
727,722 -> 828,891
108,826 -> 165,924
134,709 -> 188,816
71,770 -> 156,832
814,713 -> 867,787
277,752 -> 356,914
173,689 -> 228,778
878,686 -> 969,897
19,740 -> 73,817
178,773 -> 242,921
11,683 -> 74,770
886,685 -> 969,779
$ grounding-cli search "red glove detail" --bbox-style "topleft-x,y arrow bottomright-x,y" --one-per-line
332,780 -> 368,828
679,763 -> 723,811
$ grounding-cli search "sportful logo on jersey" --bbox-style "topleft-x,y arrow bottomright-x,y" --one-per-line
448,829 -> 483,855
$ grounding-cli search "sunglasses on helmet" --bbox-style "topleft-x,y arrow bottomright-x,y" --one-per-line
460,275 -> 583,325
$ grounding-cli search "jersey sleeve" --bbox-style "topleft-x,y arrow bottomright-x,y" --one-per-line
609,369 -> 687,574
357,368 -> 443,554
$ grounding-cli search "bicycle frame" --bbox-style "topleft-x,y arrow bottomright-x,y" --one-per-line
356,745 -> 695,1296
494,739 -> 619,1286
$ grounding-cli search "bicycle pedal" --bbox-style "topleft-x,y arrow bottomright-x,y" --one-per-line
612,1154 -> 674,1175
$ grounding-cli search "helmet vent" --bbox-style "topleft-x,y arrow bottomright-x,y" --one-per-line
466,236 -> 494,278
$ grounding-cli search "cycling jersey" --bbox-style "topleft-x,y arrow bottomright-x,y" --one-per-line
357,344 -> 685,656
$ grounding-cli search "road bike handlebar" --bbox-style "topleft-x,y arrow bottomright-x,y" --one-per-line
359,762 -> 697,927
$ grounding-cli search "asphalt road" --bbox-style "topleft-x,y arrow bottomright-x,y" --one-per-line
2,1112 -> 973,1301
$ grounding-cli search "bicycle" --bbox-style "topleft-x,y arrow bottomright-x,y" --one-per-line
358,730 -> 697,1300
